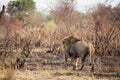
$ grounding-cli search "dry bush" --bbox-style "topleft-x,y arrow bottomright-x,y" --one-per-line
50,3 -> 120,57
0,4 -> 47,70
0,5 -> 35,69
92,4 -> 120,56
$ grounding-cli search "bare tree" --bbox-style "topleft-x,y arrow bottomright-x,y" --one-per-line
0,5 -> 6,22
51,0 -> 79,35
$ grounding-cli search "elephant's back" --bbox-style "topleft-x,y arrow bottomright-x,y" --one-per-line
71,41 -> 88,50
70,41 -> 88,56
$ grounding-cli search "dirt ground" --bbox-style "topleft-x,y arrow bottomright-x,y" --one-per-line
0,47 -> 120,80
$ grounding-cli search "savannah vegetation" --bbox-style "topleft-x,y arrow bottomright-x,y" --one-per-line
0,0 -> 120,80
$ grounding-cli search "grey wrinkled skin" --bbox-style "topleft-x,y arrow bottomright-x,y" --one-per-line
69,41 -> 89,58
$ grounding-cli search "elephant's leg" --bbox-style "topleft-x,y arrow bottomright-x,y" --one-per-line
79,54 -> 88,70
64,53 -> 69,68
89,45 -> 95,72
73,58 -> 79,70
90,54 -> 94,72
65,53 -> 68,63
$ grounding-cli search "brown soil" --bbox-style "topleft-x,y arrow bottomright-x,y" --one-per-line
0,47 -> 120,80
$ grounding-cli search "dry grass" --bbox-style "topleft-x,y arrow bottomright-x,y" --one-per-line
0,69 -> 119,80
0,47 -> 120,80
0,69 -> 15,80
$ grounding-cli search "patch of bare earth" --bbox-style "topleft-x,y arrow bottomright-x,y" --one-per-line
0,48 -> 120,80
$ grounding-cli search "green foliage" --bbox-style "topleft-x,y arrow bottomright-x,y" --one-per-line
7,0 -> 36,26
7,0 -> 36,14
44,14 -> 56,30
45,20 -> 56,30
